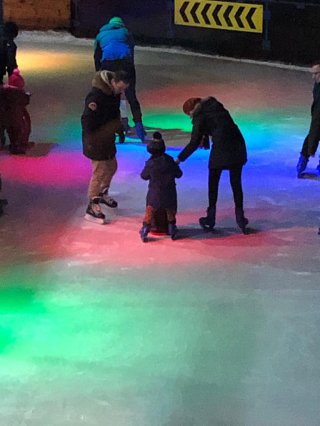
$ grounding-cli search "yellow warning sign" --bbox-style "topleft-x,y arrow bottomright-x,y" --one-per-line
175,0 -> 263,33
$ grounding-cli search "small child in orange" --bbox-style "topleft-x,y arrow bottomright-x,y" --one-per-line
140,132 -> 183,242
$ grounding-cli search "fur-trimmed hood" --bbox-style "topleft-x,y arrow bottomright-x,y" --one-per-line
91,71 -> 114,95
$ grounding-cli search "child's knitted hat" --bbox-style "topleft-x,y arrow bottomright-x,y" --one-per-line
109,17 -> 124,26
147,132 -> 166,155
182,97 -> 201,115
8,68 -> 25,90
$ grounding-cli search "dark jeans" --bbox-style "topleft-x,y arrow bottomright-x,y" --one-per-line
101,59 -> 142,123
300,135 -> 310,158
208,165 -> 244,210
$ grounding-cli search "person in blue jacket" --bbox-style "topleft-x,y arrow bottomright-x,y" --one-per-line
94,16 -> 146,142
140,132 -> 183,242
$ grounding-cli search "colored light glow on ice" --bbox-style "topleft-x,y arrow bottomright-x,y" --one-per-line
0,266 -> 257,390
17,50 -> 90,74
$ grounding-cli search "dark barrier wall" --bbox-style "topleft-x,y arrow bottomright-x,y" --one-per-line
3,0 -> 70,29
71,0 -> 320,65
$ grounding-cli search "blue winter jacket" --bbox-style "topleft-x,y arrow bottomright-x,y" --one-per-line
94,22 -> 134,70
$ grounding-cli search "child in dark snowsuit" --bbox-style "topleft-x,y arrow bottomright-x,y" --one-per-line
0,68 -> 31,154
140,132 -> 183,242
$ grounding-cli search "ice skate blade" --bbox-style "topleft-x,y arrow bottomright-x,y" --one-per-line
299,172 -> 320,180
84,214 -> 105,225
199,218 -> 215,232
139,232 -> 148,243
240,227 -> 249,235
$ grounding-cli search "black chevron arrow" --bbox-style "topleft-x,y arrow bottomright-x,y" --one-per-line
246,7 -> 257,29
201,3 -> 211,25
212,4 -> 222,26
191,2 -> 200,24
180,1 -> 189,23
223,5 -> 233,27
235,6 -> 245,28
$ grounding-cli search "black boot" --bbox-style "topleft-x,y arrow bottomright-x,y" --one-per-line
139,223 -> 151,242
99,188 -> 118,208
168,221 -> 178,240
85,198 -> 105,224
235,207 -> 249,234
199,206 -> 216,231
296,155 -> 308,178
9,145 -> 26,155
0,198 -> 8,216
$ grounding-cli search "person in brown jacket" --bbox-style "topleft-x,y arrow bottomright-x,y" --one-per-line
81,70 -> 129,224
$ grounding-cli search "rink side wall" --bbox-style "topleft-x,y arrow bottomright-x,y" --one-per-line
70,0 -> 320,65
3,0 -> 70,29
3,0 -> 320,65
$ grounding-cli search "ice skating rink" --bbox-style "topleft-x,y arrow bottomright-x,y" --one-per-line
0,33 -> 319,425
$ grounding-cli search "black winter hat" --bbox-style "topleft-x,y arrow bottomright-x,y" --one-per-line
147,132 -> 166,155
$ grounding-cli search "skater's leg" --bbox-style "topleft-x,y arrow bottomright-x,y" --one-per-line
125,84 -> 142,124
21,109 -> 33,149
297,135 -> 309,177
8,126 -> 26,155
124,65 -> 142,124
229,165 -> 249,233
316,156 -> 320,174
122,62 -> 145,141
86,161 -> 106,223
208,168 -> 221,210
88,160 -> 106,200
166,209 -> 176,224
0,174 -> 8,216
229,165 -> 244,209
99,157 -> 118,208
142,205 -> 154,226
120,94 -> 130,136
300,135 -> 310,158
166,209 -> 178,240
199,168 -> 221,230
0,125 -> 6,149
140,206 -> 153,242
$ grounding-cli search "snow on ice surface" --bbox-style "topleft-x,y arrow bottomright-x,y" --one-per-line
0,32 -> 320,426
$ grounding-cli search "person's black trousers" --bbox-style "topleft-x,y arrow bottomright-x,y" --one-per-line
300,135 -> 310,158
208,165 -> 244,209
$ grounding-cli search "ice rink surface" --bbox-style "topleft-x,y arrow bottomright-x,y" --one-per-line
0,32 -> 319,425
